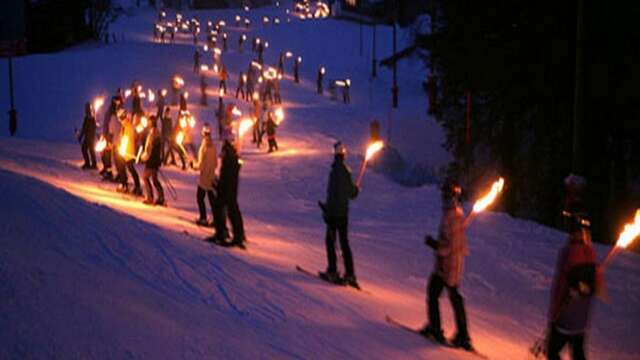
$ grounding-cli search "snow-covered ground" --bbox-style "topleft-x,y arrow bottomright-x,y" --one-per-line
1,2 -> 639,359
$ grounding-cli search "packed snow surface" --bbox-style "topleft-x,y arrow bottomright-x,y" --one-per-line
1,1 -> 638,359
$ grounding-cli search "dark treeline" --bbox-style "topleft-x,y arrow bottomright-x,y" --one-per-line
418,0 -> 640,246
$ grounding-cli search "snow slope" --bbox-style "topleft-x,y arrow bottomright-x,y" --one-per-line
1,2 -> 639,359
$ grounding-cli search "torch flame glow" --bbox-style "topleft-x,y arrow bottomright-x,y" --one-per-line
141,116 -> 148,128
232,106 -> 242,116
286,51 -> 293,57
124,89 -> 132,98
365,140 -> 384,161
189,116 -> 196,128
274,107 -> 284,124
219,88 -> 225,97
472,177 -> 505,213
147,89 -> 155,102
95,136 -> 107,152
93,97 -> 105,113
119,135 -> 129,156
161,89 -> 167,97
176,131 -> 184,145
238,118 -> 254,138
616,210 -> 640,249
201,64 -> 209,71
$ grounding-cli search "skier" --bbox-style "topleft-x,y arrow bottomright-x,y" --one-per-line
210,140 -> 245,248
140,116 -> 165,206
100,97 -> 118,180
294,56 -> 301,83
200,75 -> 208,106
546,205 -> 602,360
266,108 -> 279,153
421,179 -> 472,350
116,113 -> 142,196
238,33 -> 245,52
193,49 -> 201,74
319,142 -> 360,287
191,123 -> 218,226
317,66 -> 325,94
219,65 -> 228,94
161,107 -> 174,164
235,72 -> 246,100
222,32 -> 228,52
273,76 -> 282,104
78,102 -> 97,170
251,94 -> 262,146
156,88 -> 166,119
343,79 -> 350,104
278,52 -> 285,75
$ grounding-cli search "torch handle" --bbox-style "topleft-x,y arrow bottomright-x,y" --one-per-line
356,160 -> 367,187
600,246 -> 621,270
463,212 -> 477,229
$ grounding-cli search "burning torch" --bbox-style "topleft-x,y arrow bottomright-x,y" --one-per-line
356,140 -> 384,187
602,209 -> 640,269
464,177 -> 505,228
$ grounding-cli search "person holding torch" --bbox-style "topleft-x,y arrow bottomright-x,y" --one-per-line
318,142 -> 360,288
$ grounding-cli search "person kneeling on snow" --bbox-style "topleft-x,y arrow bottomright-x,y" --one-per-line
421,179 -> 472,350
546,208 -> 603,360
191,123 -> 218,226
319,142 -> 360,288
140,116 -> 165,206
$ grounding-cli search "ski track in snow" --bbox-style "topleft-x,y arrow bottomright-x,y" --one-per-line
1,1 -> 640,359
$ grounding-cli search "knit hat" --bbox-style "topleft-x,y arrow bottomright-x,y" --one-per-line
333,141 -> 346,155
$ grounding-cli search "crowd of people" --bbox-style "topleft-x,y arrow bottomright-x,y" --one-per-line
73,7 -> 609,360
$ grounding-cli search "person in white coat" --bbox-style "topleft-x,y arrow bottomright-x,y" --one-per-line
191,123 -> 218,226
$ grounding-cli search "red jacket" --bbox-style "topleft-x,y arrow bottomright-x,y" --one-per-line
548,230 -> 603,334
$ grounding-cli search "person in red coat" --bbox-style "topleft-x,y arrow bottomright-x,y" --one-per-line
547,209 -> 603,360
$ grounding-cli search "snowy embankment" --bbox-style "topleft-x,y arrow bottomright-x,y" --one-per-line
1,2 -> 639,359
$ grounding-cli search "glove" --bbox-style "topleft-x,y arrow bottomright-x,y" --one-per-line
425,235 -> 438,249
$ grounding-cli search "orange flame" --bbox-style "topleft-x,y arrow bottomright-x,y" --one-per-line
274,107 -> 284,125
365,140 -> 384,161
616,209 -> 640,249
472,177 -> 505,213
118,135 -> 129,156
176,131 -> 184,145
238,118 -> 254,138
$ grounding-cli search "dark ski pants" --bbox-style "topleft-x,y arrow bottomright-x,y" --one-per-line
219,80 -> 227,93
102,148 -> 112,174
325,216 -> 355,277
427,273 -> 469,340
268,137 -> 278,152
213,196 -> 245,243
235,86 -> 245,100
143,168 -> 164,202
81,139 -> 97,167
118,158 -> 140,189
197,186 -> 216,221
547,327 -> 585,360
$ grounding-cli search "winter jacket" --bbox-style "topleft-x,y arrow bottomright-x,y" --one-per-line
549,231 -> 602,334
435,202 -> 468,287
325,157 -> 358,218
266,115 -> 277,137
193,137 -> 218,191
142,128 -> 162,169
80,115 -> 96,143
217,142 -> 240,201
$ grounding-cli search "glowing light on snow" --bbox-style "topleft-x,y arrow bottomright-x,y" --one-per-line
95,136 -> 107,152
472,177 -> 505,213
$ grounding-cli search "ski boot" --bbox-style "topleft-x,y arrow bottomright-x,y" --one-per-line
143,198 -> 155,205
155,197 -> 166,206
343,274 -> 360,289
196,218 -> 209,226
419,325 -> 446,344
81,163 -> 91,170
319,270 -> 342,284
450,333 -> 473,351
116,184 -> 129,193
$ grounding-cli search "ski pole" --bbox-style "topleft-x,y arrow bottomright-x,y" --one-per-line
158,169 -> 178,200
